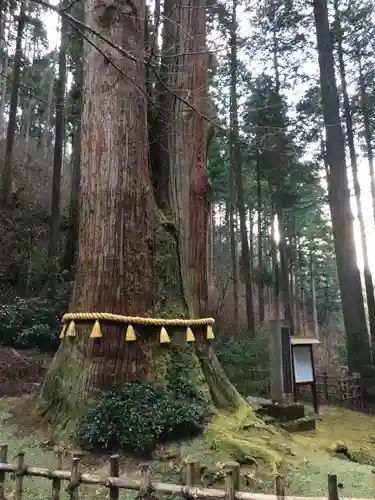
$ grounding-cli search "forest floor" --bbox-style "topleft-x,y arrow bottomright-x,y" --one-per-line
1,349 -> 375,499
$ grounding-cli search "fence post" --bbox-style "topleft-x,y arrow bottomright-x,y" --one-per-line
0,444 -> 8,500
275,475 -> 285,500
15,452 -> 25,500
224,462 -> 240,491
371,469 -> 375,497
109,455 -> 119,500
52,449 -> 63,500
140,463 -> 151,497
69,457 -> 81,500
185,461 -> 197,487
328,474 -> 339,500
225,468 -> 236,500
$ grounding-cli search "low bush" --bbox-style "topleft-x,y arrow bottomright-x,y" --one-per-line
77,381 -> 206,454
216,336 -> 270,397
0,296 -> 67,352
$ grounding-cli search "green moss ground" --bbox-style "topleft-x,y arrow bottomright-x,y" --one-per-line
1,399 -> 375,499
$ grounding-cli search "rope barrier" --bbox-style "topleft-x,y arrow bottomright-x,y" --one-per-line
59,313 -> 215,342
62,312 -> 215,326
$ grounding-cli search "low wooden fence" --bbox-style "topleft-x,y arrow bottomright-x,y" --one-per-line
0,444 -> 367,500
245,370 -> 363,408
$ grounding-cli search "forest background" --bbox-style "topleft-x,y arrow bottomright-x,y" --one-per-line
1,0 -> 375,397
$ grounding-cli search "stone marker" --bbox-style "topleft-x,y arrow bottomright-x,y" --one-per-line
269,319 -> 293,403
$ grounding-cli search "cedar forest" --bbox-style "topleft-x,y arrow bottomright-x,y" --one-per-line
1,0 -> 375,485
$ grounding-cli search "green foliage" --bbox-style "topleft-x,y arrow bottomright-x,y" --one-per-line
216,336 -> 270,397
77,381 -> 207,454
0,297 -> 67,351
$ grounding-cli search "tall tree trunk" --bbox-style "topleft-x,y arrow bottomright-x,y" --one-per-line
0,0 -> 7,137
39,0 -> 245,427
1,3 -> 26,205
256,158 -> 265,323
248,208 -> 254,269
276,204 -> 293,332
334,0 -> 375,352
357,54 -> 375,231
313,0 -> 372,374
310,249 -> 319,338
230,0 -> 254,334
63,119 -> 81,273
47,16 -> 68,294
228,156 -> 239,330
300,273 -> 307,334
0,54 -> 8,138
296,240 -> 304,334
207,203 -> 215,287
63,33 -> 83,274
271,210 -> 280,320
42,57 -> 56,157
290,235 -> 298,334
39,0 -> 155,420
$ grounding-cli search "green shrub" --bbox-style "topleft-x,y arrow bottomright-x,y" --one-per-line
216,336 -> 270,397
77,382 -> 206,454
0,296 -> 67,351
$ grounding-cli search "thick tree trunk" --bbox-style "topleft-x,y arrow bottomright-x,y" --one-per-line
1,4 -> 25,205
39,0 -> 243,429
313,0 -> 372,374
334,2 -> 375,351
39,0 -> 156,423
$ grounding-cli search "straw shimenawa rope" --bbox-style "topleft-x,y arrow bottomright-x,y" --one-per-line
62,312 -> 215,326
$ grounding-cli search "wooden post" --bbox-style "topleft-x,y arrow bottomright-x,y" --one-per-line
140,464 -> 150,498
371,469 -> 375,497
310,344 -> 319,414
15,452 -> 25,500
328,474 -> 339,500
52,449 -> 63,500
275,475 -> 285,500
69,457 -> 81,500
224,462 -> 240,491
109,455 -> 119,500
225,468 -> 236,500
185,461 -> 196,487
0,444 -> 8,500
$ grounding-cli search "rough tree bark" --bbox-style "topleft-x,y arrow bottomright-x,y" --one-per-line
313,0 -> 372,374
63,33 -> 83,274
230,0 -> 255,334
39,0 -> 243,428
334,0 -> 375,350
357,52 -> 375,234
256,158 -> 265,323
1,3 -> 25,205
47,15 -> 68,294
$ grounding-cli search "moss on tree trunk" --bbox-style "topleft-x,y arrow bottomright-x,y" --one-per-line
39,205 -> 243,431
38,0 -> 247,435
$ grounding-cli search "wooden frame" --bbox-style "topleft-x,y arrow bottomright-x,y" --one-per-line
291,337 -> 320,414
